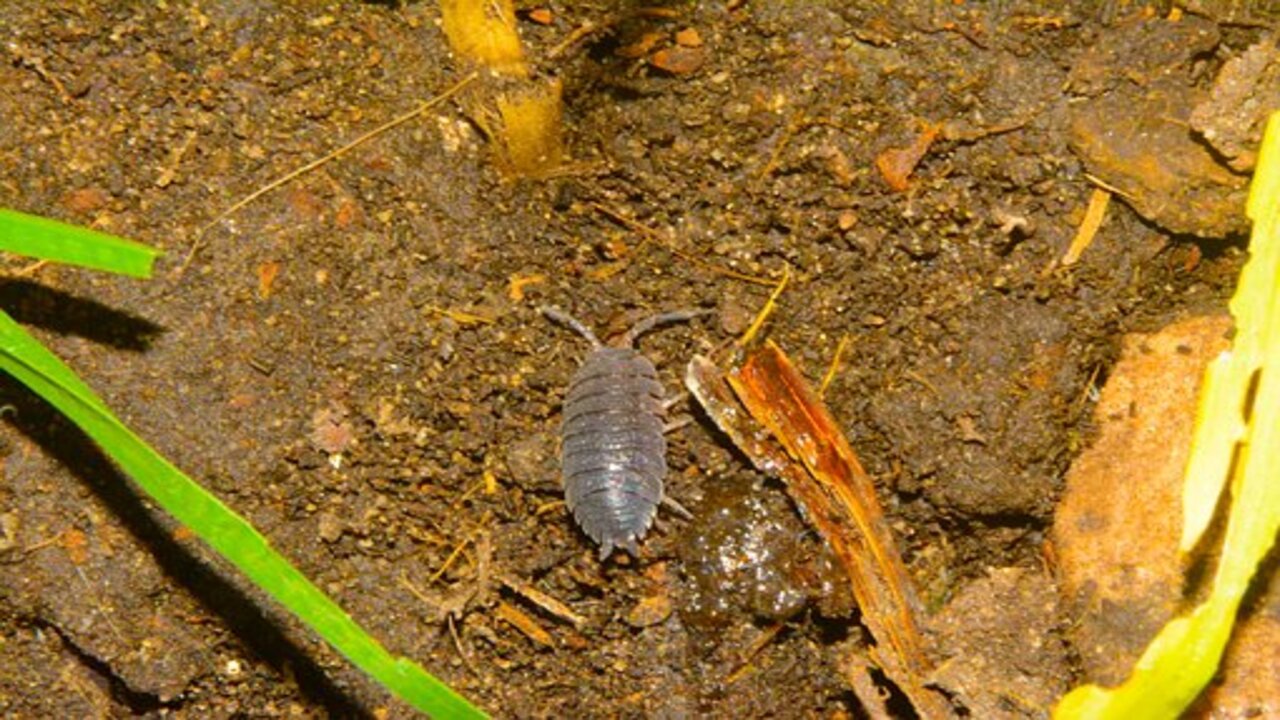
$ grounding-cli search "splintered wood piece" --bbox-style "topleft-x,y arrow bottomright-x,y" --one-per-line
496,601 -> 555,649
498,574 -> 587,629
730,342 -> 928,668
686,345 -> 947,719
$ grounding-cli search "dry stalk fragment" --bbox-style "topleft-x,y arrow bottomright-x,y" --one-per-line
685,345 -> 949,719
1062,188 -> 1111,266
438,0 -> 565,177
439,0 -> 528,77
496,601 -> 555,648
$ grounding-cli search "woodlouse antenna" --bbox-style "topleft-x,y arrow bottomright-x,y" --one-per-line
621,309 -> 709,348
539,305 -> 603,349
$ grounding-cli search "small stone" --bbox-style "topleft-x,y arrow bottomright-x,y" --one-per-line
317,512 -> 343,543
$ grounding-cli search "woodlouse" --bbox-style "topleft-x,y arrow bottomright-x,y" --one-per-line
541,305 -> 704,560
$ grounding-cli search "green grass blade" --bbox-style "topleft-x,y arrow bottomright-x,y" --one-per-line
0,310 -> 485,718
0,208 -> 162,278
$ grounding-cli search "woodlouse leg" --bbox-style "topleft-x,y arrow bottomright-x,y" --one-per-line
660,495 -> 694,520
661,392 -> 688,413
621,308 -> 710,347
662,415 -> 692,434
539,305 -> 603,349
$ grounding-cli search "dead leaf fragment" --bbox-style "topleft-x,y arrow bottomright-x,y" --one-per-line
1061,188 -> 1110,266
525,7 -> 553,25
686,346 -> 949,718
675,27 -> 703,48
875,124 -> 939,191
651,46 -> 706,75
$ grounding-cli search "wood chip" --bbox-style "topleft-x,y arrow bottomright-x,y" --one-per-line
496,601 -> 555,648
685,346 -> 950,719
499,574 -> 587,628
617,32 -> 662,59
1062,187 -> 1111,266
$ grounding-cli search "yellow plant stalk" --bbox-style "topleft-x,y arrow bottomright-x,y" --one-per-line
437,0 -> 564,177
496,80 -> 564,176
439,0 -> 528,77
1054,112 -> 1280,718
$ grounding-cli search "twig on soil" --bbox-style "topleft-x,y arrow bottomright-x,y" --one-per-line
183,72 -> 478,274
902,369 -> 940,398
1083,172 -> 1135,202
534,500 -> 566,516
737,264 -> 790,348
453,473 -> 495,508
446,615 -> 480,676
498,573 -> 587,629
941,115 -> 1036,144
428,537 -> 472,584
724,620 -> 786,685
1074,363 -> 1103,412
402,534 -> 494,622
547,19 -> 601,59
425,304 -> 495,326
755,110 -> 805,182
12,259 -> 49,277
820,333 -> 851,396
685,348 -> 950,718
1062,188 -> 1111,266
495,601 -> 555,649
589,202 -> 776,286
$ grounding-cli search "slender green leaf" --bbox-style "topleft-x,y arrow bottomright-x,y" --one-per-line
0,310 -> 484,718
0,208 -> 161,278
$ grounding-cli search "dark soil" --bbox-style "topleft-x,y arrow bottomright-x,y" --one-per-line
0,2 -> 1264,718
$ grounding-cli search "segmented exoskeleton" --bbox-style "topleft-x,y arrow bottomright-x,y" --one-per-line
541,305 -> 703,559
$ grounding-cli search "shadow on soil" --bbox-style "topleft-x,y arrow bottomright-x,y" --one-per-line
0,381 -> 375,718
0,278 -> 163,352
